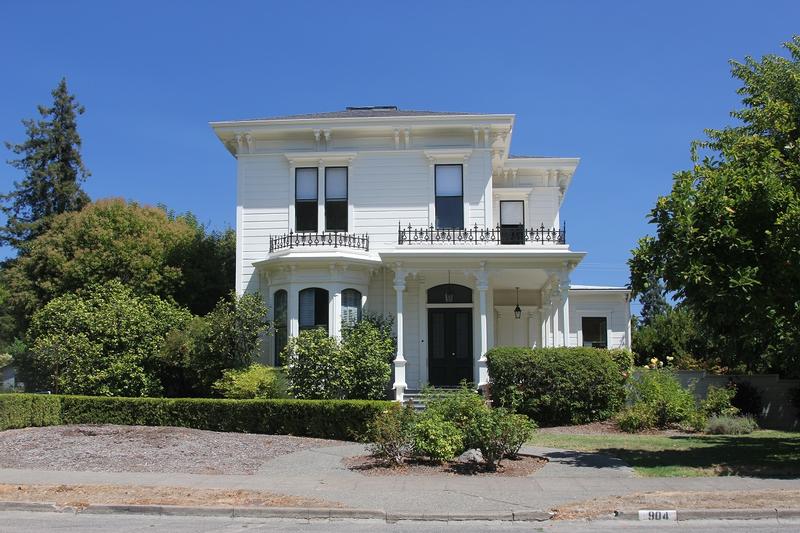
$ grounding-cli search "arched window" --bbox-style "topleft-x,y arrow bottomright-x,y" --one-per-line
341,289 -> 362,328
299,288 -> 329,331
273,290 -> 287,365
427,284 -> 472,304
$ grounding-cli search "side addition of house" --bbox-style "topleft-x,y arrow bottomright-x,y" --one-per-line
211,106 -> 631,401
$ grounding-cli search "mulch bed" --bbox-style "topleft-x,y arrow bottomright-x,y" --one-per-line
344,454 -> 547,477
0,425 -> 345,475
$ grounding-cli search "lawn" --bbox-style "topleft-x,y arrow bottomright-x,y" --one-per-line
528,430 -> 800,478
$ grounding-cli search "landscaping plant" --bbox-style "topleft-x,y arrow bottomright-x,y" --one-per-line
213,364 -> 289,399
410,414 -> 463,463
365,403 -> 416,465
705,415 -> 759,435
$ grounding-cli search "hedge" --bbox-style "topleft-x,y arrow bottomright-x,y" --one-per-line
0,394 -> 391,441
487,346 -> 627,426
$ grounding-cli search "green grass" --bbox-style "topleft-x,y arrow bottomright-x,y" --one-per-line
528,430 -> 800,478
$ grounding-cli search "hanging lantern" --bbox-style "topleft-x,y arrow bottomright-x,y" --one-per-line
514,287 -> 522,319
444,271 -> 454,303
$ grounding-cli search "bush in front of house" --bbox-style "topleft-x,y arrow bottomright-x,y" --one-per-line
283,319 -> 393,400
625,368 -> 697,427
705,414 -> 759,435
487,346 -> 626,426
701,384 -> 739,417
365,386 -> 537,470
212,364 -> 289,399
0,393 -> 390,441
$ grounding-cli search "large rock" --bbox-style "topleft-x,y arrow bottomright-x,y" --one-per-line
457,449 -> 484,463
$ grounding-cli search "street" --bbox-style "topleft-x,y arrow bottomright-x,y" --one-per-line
0,511 -> 798,533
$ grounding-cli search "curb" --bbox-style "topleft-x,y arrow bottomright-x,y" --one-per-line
0,501 -> 552,522
612,508 -> 800,522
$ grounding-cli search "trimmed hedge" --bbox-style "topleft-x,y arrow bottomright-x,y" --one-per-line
0,394 -> 391,441
487,346 -> 627,426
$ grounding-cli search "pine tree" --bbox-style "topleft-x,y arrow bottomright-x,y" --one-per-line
638,273 -> 669,326
1,78 -> 90,248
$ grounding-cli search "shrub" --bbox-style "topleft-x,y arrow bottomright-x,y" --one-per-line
494,410 -> 537,459
615,403 -> 656,432
701,385 -> 739,417
411,414 -> 463,462
626,369 -> 696,427
487,346 -> 626,426
607,348 -> 635,377
365,403 -> 415,465
0,393 -> 390,440
284,321 -> 392,400
213,364 -> 289,399
340,320 -> 393,400
471,408 -> 536,470
730,380 -> 762,417
422,384 -> 487,449
705,415 -> 759,435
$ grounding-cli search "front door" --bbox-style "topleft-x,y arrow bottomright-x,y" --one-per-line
428,308 -> 473,386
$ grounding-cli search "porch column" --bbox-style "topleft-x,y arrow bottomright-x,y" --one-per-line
476,270 -> 489,390
560,281 -> 571,347
540,304 -> 551,347
392,268 -> 407,402
287,283 -> 299,338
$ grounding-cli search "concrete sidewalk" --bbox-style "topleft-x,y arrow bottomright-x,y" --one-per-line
0,443 -> 798,513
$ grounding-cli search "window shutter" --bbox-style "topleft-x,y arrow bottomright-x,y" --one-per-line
341,289 -> 362,327
299,289 -> 316,328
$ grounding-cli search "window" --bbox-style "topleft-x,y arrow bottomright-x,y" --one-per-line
341,289 -> 362,327
299,287 -> 329,331
325,167 -> 348,232
435,164 -> 463,229
427,284 -> 472,304
500,200 -> 525,245
582,317 -> 608,348
273,290 -> 287,365
295,167 -> 318,232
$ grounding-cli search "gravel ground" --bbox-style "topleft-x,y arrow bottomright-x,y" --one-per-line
0,425 -> 345,475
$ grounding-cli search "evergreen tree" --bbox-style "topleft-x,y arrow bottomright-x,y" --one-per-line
1,78 -> 90,248
638,273 -> 669,326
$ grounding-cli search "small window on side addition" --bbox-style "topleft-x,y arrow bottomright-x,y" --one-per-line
581,317 -> 608,348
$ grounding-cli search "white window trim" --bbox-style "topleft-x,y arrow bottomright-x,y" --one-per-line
575,310 -> 613,349
285,153 -> 356,233
492,187 -> 532,228
424,149 -> 472,228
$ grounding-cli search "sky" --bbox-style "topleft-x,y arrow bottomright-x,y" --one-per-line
1,0 -> 798,315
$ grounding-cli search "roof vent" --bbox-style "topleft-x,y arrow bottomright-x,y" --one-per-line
345,106 -> 398,111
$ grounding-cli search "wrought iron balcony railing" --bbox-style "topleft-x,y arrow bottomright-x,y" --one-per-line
397,223 -> 566,246
269,231 -> 370,253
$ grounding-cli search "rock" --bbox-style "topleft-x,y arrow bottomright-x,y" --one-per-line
457,449 -> 484,463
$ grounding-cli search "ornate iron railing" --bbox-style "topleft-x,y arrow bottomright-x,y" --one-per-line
397,223 -> 566,245
269,231 -> 370,253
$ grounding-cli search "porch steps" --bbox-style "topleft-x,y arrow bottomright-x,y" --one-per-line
402,388 -> 466,411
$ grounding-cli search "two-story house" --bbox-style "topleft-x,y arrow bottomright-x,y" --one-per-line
211,106 -> 631,402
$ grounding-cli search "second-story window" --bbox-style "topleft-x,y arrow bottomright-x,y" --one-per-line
325,167 -> 348,232
295,167 -> 318,232
435,164 -> 463,229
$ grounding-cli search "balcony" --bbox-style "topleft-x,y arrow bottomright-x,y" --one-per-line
269,231 -> 370,253
397,223 -> 566,246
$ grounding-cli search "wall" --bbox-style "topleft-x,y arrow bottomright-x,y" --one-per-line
675,371 -> 799,431
568,291 -> 630,349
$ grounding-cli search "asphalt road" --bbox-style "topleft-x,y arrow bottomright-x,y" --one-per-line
1,512 -> 799,533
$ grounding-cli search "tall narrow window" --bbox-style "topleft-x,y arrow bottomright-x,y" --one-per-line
325,167 -> 348,232
500,200 -> 525,244
295,167 -> 318,232
341,289 -> 362,328
581,317 -> 608,348
273,290 -> 287,365
299,288 -> 329,331
435,164 -> 464,229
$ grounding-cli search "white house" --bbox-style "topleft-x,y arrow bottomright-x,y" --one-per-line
211,106 -> 631,401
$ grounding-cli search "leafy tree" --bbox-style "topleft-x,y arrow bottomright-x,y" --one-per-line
637,273 -> 669,326
341,320 -> 393,399
632,306 -> 711,369
630,36 -> 800,376
2,78 -> 89,247
1,198 -> 234,324
0,279 -> 16,351
17,280 -> 193,396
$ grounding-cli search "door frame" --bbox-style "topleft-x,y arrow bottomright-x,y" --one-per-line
427,306 -> 474,387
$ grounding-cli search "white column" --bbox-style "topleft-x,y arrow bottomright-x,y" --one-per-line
330,285 -> 342,340
561,283 -> 571,347
288,283 -> 299,338
552,300 -> 562,347
528,310 -> 538,349
541,304 -> 550,348
476,271 -> 489,390
392,268 -> 407,402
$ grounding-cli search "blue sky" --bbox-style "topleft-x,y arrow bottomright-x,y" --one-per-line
1,0 -> 798,313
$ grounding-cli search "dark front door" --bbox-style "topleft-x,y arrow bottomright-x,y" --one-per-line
428,308 -> 473,387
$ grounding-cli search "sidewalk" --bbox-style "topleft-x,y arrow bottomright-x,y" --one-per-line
0,443 -> 798,513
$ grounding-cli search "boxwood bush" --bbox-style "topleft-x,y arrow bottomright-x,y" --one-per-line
0,393 -> 390,441
487,346 -> 626,426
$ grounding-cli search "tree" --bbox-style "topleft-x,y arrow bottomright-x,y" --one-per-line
637,273 -> 669,326
630,36 -> 800,376
2,78 -> 90,247
17,280 -> 193,396
1,198 -> 234,325
632,306 -> 712,369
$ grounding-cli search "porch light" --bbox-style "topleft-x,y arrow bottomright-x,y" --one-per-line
514,287 -> 522,319
444,271 -> 454,303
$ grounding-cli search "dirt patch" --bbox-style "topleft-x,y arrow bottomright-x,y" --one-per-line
0,483 -> 339,509
0,425 -> 345,475
344,454 -> 547,477
538,420 -> 692,437
552,489 -> 800,520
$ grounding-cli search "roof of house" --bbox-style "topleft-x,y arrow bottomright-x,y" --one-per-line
252,106 -> 483,121
570,284 -> 630,291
